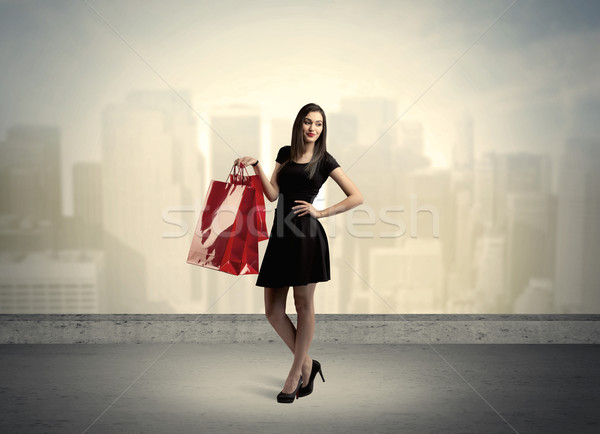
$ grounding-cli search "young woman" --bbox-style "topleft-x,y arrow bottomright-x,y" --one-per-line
234,103 -> 363,403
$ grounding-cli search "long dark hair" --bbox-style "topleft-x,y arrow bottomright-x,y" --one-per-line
280,103 -> 328,179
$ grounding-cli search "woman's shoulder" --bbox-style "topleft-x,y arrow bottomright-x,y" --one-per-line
324,150 -> 337,161
324,150 -> 339,164
275,145 -> 291,163
321,150 -> 340,175
278,145 -> 291,156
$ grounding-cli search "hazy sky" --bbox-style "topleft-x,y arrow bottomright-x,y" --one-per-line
1,0 -> 599,215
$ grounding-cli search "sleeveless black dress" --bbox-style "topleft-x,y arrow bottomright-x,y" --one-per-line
255,145 -> 340,288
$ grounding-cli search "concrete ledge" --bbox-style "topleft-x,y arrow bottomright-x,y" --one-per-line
1,314 -> 599,344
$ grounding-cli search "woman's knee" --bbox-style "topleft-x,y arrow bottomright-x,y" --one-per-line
265,304 -> 286,321
293,296 -> 314,315
293,284 -> 316,314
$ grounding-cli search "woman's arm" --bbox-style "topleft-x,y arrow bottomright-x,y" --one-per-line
252,161 -> 280,202
234,157 -> 280,202
317,167 -> 363,218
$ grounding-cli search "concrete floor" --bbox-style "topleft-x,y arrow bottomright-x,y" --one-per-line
0,343 -> 599,434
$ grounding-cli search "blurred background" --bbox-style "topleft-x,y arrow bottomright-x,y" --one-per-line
1,0 -> 599,314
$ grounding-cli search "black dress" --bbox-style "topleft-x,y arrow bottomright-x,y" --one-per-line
255,145 -> 340,288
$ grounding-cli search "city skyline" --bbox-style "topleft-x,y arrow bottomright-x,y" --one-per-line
2,91 -> 599,314
1,0 -> 599,314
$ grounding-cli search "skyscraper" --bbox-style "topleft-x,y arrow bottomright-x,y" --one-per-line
101,90 -> 200,312
555,138 -> 600,313
1,126 -> 62,218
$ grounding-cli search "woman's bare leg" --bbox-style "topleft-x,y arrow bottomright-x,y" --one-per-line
264,285 -> 315,393
264,286 -> 294,349
281,283 -> 316,393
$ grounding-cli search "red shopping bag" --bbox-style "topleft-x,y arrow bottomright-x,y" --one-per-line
223,202 -> 259,275
229,164 -> 269,242
218,185 -> 259,275
187,168 -> 259,275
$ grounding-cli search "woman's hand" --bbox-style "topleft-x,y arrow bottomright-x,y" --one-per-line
234,156 -> 258,167
293,200 -> 322,218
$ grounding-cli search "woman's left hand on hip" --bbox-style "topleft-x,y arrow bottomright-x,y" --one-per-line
293,200 -> 321,218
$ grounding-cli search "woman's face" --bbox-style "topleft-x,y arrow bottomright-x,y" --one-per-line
302,111 -> 323,145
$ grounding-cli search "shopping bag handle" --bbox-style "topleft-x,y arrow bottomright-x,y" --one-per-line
227,163 -> 251,183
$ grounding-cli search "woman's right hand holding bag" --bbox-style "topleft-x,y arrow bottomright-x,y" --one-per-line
234,156 -> 258,167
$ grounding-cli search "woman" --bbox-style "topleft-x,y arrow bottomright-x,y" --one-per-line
234,103 -> 363,403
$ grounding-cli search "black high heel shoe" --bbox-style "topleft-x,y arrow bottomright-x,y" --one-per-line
277,375 -> 303,403
297,360 -> 325,398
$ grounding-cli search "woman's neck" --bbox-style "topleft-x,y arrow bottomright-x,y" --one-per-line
301,142 -> 315,156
